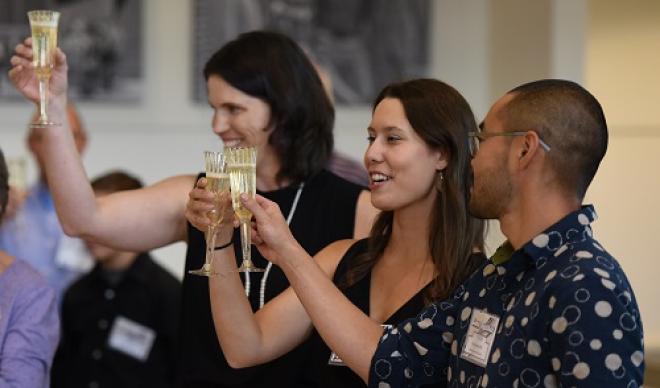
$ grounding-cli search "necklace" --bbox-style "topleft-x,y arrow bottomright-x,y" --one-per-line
244,182 -> 304,308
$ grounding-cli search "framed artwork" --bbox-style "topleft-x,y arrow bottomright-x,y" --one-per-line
0,0 -> 142,102
193,0 -> 430,105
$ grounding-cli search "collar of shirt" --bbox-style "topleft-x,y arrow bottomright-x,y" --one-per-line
493,205 -> 597,271
89,253 -> 152,287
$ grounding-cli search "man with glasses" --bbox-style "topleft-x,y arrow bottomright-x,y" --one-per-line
368,79 -> 643,387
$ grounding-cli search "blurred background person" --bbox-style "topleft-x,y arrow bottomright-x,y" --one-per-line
52,170 -> 181,388
0,147 -> 60,388
0,104 -> 93,304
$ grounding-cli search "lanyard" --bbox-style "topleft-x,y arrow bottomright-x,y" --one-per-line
244,183 -> 305,308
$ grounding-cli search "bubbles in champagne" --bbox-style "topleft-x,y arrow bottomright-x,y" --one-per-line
205,174 -> 230,225
226,147 -> 257,221
32,22 -> 57,79
228,164 -> 256,219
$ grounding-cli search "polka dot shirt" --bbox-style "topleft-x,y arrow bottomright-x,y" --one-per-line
369,206 -> 644,387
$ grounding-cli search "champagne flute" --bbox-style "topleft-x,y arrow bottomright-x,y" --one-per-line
27,10 -> 60,128
189,151 -> 231,276
226,146 -> 264,272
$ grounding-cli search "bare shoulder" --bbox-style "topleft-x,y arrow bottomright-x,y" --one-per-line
354,190 -> 379,239
314,239 -> 359,279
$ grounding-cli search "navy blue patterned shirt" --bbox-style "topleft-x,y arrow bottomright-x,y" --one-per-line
369,206 -> 644,387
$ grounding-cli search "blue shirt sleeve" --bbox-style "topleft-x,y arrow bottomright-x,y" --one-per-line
369,300 -> 457,387
546,268 -> 644,387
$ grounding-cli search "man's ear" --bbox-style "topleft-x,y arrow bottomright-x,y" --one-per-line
517,133 -> 542,168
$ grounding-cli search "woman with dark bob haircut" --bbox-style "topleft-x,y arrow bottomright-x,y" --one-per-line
204,78 -> 486,387
203,31 -> 333,185
8,31 -> 378,387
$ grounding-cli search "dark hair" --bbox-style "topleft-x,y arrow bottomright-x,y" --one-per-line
0,149 -> 8,218
502,79 -> 608,199
204,30 -> 335,185
340,79 -> 486,303
91,170 -> 143,193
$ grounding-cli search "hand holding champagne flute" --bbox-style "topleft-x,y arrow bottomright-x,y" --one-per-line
189,151 -> 231,276
226,146 -> 263,272
27,10 -> 60,128
9,18 -> 68,127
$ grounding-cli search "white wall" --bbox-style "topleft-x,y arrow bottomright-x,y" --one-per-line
583,0 -> 660,349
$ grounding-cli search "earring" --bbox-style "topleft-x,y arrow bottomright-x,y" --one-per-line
435,170 -> 445,192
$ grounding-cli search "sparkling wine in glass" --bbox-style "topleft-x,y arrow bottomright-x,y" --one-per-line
226,146 -> 263,272
189,151 -> 231,276
27,10 -> 60,128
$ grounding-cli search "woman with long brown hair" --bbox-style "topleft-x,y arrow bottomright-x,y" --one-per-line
201,78 -> 485,386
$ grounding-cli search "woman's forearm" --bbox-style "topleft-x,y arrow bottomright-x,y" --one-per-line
209,246 -> 267,367
209,241 -> 320,368
278,243 -> 384,382
40,123 -> 97,237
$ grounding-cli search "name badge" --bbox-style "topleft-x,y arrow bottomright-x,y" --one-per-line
460,309 -> 499,367
108,316 -> 156,362
328,324 -> 392,367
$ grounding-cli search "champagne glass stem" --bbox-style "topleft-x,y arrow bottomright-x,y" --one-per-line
204,224 -> 217,271
239,218 -> 251,267
38,78 -> 48,123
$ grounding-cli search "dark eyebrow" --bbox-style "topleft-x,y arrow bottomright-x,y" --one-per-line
222,102 -> 243,109
366,126 -> 403,132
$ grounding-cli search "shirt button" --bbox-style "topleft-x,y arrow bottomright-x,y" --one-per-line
98,319 -> 109,330
89,381 -> 100,388
92,349 -> 103,360
104,289 -> 115,300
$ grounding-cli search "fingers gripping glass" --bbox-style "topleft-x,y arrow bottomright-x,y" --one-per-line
468,130 -> 551,154
27,10 -> 60,128
189,151 -> 230,276
226,146 -> 264,273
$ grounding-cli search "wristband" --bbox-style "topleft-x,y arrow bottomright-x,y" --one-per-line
214,240 -> 233,250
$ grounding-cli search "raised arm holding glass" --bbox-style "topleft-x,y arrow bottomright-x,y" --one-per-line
9,30 -> 378,387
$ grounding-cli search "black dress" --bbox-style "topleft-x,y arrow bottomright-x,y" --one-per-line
306,240 -> 487,388
178,170 -> 363,388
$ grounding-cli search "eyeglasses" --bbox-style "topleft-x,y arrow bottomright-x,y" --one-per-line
468,130 -> 551,154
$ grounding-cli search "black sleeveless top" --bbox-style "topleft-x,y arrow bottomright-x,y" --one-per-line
305,239 -> 431,387
178,170 -> 363,388
306,241 -> 486,387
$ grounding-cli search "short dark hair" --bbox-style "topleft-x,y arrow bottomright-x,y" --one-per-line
91,170 -> 143,194
204,30 -> 335,184
502,79 -> 608,199
342,79 -> 485,303
0,149 -> 8,218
